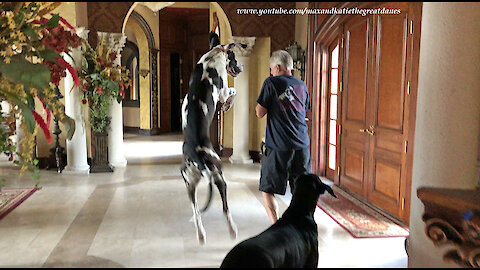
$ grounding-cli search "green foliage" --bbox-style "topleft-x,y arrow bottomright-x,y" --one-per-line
0,55 -> 52,91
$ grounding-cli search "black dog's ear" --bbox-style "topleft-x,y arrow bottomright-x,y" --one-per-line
322,183 -> 337,198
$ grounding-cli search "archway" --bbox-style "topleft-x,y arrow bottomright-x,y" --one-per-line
119,2 -> 233,163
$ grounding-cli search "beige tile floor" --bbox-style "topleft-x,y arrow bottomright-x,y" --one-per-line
0,133 -> 408,268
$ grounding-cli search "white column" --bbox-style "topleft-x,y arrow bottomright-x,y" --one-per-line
0,101 -> 10,114
14,116 -> 23,161
97,32 -> 127,168
408,3 -> 480,268
64,27 -> 90,174
229,37 -> 256,164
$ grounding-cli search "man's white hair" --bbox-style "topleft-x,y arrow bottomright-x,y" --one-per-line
270,50 -> 294,71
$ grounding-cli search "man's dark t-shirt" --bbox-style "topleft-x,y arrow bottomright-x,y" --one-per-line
257,75 -> 311,150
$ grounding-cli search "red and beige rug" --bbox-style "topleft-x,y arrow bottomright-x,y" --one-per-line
0,187 -> 38,220
317,185 -> 409,238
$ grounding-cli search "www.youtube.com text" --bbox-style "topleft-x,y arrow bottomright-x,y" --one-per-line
237,7 -> 401,17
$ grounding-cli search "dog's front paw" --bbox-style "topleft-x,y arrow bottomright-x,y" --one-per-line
198,233 -> 206,245
228,87 -> 237,97
197,227 -> 206,245
221,94 -> 235,112
226,212 -> 238,240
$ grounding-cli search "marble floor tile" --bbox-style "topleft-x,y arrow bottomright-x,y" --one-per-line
0,133 -> 408,268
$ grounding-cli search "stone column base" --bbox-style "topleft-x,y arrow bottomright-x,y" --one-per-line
229,155 -> 253,164
110,159 -> 127,167
63,165 -> 90,175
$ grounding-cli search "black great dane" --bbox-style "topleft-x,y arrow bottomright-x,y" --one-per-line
220,173 -> 337,268
180,32 -> 247,245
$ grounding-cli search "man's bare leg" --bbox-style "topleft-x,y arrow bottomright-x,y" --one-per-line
262,192 -> 278,224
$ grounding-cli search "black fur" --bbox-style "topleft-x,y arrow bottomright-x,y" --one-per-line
220,173 -> 336,268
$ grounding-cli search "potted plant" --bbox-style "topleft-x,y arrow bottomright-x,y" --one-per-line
78,35 -> 130,173
0,2 -> 82,184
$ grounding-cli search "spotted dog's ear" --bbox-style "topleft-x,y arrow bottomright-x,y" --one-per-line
209,31 -> 220,49
204,46 -> 225,62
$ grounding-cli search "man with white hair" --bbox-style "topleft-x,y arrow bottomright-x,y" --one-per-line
255,50 -> 312,224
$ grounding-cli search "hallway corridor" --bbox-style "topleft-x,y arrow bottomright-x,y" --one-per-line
0,134 -> 407,267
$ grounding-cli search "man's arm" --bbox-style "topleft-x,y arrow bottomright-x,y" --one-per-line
256,103 -> 267,118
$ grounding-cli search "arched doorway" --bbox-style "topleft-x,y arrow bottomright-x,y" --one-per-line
119,2 -> 233,162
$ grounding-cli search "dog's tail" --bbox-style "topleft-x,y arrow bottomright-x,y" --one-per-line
200,180 -> 213,213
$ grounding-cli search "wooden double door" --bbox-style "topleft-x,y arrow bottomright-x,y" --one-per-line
317,2 -> 420,224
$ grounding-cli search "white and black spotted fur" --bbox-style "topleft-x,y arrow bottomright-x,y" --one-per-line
180,32 -> 247,245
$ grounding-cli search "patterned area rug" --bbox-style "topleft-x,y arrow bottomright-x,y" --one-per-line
317,185 -> 409,238
0,188 -> 38,220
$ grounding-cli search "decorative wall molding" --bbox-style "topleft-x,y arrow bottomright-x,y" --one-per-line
150,48 -> 159,129
229,36 -> 256,57
418,187 -> 480,268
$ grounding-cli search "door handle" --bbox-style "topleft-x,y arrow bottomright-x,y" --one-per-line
359,127 -> 375,136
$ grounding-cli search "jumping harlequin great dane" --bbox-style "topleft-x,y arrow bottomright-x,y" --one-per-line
180,32 -> 247,245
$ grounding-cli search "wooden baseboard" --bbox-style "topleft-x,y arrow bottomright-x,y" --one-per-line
123,126 -> 140,134
138,128 -> 162,136
124,127 -> 163,136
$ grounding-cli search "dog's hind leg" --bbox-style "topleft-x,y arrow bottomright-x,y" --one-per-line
212,171 -> 238,239
181,164 -> 207,245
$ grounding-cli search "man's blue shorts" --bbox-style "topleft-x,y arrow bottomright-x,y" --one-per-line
259,147 -> 311,195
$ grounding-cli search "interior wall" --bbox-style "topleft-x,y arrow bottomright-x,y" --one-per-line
126,18 -> 151,130
131,6 -> 159,130
123,107 -> 140,128
217,2 -> 296,52
87,2 -> 133,34
248,37 -> 271,152
295,2 -> 308,53
171,2 -> 209,9
122,25 -> 140,129
408,2 -> 480,267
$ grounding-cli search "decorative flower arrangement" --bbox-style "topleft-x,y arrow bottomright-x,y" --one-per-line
78,36 -> 130,134
0,2 -> 82,177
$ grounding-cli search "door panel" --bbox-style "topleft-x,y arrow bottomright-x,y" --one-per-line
367,3 -> 410,219
340,16 -> 370,196
311,2 -> 421,225
373,158 -> 401,201
345,20 -> 368,124
339,2 -> 411,220
344,148 -> 364,183
375,15 -> 407,131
